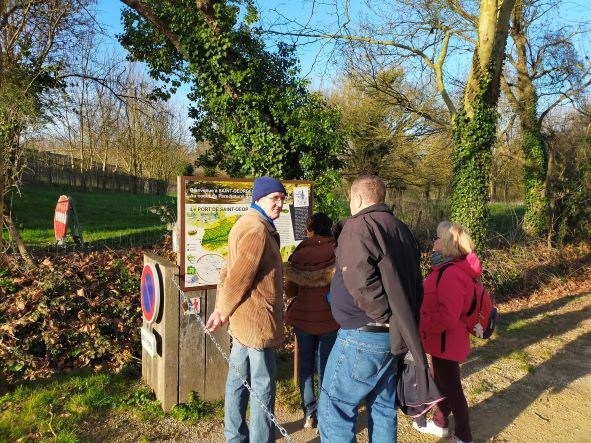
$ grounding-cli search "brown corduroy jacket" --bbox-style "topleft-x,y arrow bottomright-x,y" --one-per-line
216,208 -> 284,348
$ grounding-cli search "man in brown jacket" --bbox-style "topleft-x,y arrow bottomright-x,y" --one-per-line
205,176 -> 286,443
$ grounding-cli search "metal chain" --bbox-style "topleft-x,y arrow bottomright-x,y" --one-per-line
172,277 -> 293,441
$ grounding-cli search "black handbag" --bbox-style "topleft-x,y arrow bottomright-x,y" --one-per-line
396,351 -> 445,417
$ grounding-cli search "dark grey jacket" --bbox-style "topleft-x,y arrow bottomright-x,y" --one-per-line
334,203 -> 443,415
335,203 -> 424,356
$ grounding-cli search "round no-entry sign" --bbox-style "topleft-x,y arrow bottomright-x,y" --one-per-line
141,264 -> 162,324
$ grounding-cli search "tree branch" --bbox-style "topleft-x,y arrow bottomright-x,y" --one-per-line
264,29 -> 438,70
120,0 -> 186,57
444,0 -> 478,27
435,30 -> 456,116
539,74 -> 591,124
500,73 -> 520,113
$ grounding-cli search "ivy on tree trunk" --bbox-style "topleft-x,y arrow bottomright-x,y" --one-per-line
451,73 -> 496,251
522,123 -> 548,237
449,0 -> 515,251
511,0 -> 549,239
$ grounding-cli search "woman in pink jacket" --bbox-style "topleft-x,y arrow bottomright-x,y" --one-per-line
413,221 -> 481,443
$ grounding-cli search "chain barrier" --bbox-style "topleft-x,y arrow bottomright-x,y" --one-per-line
172,277 -> 293,441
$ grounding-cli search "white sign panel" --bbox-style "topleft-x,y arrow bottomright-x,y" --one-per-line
141,326 -> 157,357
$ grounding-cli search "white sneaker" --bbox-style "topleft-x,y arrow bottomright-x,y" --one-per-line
304,415 -> 317,429
448,437 -> 473,443
412,419 -> 449,437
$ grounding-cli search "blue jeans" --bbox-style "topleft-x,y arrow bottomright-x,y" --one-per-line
224,339 -> 277,443
319,328 -> 398,443
295,327 -> 337,418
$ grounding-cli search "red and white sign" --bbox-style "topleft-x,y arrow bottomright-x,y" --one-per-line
54,195 -> 70,242
141,264 -> 162,324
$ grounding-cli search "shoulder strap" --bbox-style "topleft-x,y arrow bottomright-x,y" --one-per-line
436,262 -> 455,287
438,263 -> 478,318
465,282 -> 478,316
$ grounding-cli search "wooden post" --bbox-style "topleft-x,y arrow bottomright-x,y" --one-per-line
178,288 -> 206,401
178,287 -> 230,402
141,252 -> 230,410
141,252 -> 179,412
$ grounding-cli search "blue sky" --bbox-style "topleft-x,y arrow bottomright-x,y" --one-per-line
95,0 -> 340,90
96,0 -> 124,44
96,0 -> 591,95
92,0 -> 591,144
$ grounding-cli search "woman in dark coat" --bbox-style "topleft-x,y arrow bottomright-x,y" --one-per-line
284,213 -> 339,429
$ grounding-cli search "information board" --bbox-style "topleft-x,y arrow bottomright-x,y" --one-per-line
178,177 -> 313,290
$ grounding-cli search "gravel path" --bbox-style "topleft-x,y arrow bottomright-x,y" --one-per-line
78,292 -> 591,442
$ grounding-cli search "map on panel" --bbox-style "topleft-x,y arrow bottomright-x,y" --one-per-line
180,178 -> 312,289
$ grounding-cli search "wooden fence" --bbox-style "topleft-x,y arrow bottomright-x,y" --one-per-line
21,150 -> 169,195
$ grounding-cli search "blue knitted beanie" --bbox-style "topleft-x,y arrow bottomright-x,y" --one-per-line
251,176 -> 286,202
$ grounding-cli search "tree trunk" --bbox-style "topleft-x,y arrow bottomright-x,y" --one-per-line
512,0 -> 548,238
6,214 -> 34,268
0,164 -> 5,253
520,105 -> 547,237
450,0 -> 516,251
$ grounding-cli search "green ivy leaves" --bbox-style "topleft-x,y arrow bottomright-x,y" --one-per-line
119,1 -> 346,210
451,72 -> 497,251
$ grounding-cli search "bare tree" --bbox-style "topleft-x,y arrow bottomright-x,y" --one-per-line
261,0 -> 515,247
328,69 -> 452,194
501,0 -> 591,238
0,0 -> 96,262
47,62 -> 192,190
103,66 -> 192,189
489,102 -> 525,203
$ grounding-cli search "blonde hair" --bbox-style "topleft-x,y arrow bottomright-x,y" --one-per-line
437,221 -> 474,258
351,175 -> 386,204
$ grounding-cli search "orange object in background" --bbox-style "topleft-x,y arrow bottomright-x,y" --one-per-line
54,195 -> 70,243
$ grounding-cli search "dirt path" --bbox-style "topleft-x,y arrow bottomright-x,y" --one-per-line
81,291 -> 591,443
277,290 -> 591,442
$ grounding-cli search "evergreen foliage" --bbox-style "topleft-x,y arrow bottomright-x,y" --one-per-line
118,1 -> 346,212
522,126 -> 548,237
451,74 -> 497,251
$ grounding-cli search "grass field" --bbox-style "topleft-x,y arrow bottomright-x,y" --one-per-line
7,186 -> 176,248
8,185 -> 524,249
488,202 -> 525,244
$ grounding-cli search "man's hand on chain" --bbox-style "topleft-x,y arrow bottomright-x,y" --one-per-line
204,309 -> 225,333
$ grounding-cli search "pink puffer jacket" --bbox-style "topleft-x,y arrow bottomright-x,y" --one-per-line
419,253 -> 482,362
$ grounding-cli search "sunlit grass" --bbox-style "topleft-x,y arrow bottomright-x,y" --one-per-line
7,185 -> 176,247
506,318 -> 529,332
0,368 -> 228,442
1,372 -> 123,440
507,349 -> 534,373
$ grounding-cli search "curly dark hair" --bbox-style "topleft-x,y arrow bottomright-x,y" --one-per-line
306,212 -> 333,236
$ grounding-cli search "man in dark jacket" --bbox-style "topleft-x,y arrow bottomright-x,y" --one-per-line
318,174 -> 423,442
